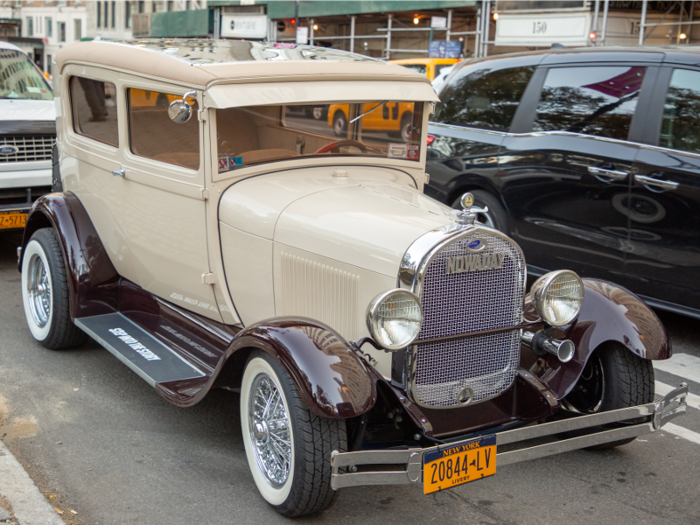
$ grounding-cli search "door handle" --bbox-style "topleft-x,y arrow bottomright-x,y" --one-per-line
634,174 -> 678,192
112,167 -> 125,178
587,166 -> 628,182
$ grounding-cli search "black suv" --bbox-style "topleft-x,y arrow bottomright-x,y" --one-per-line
425,46 -> 700,319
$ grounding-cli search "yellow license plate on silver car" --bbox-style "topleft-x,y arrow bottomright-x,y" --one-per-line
0,211 -> 27,230
423,434 -> 496,494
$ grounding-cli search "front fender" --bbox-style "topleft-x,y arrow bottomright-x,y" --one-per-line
20,192 -> 119,319
530,278 -> 671,399
228,317 -> 377,419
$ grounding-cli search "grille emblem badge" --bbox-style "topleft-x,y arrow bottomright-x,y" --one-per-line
445,252 -> 504,275
0,145 -> 19,155
466,238 -> 487,252
457,387 -> 474,404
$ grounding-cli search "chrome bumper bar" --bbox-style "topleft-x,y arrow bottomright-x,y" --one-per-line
331,383 -> 688,490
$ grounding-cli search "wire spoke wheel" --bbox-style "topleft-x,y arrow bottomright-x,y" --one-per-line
249,373 -> 292,487
561,353 -> 605,413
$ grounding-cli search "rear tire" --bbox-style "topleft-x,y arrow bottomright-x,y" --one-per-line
241,351 -> 347,517
562,343 -> 655,449
332,111 -> 347,137
21,228 -> 87,350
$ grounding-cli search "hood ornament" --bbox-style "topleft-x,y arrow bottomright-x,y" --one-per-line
455,192 -> 488,226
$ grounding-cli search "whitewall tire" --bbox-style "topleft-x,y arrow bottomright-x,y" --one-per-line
240,351 -> 347,517
21,228 -> 87,350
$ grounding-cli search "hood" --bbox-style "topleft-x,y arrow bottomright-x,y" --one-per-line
219,167 -> 454,277
0,99 -> 55,122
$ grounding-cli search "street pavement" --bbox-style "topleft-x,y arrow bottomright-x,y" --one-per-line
1,230 -> 699,525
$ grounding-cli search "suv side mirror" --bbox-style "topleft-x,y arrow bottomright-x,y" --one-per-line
168,90 -> 197,124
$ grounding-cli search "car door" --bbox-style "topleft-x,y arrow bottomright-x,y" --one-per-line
64,66 -> 222,322
626,66 -> 700,314
425,60 -> 539,206
499,63 -> 658,285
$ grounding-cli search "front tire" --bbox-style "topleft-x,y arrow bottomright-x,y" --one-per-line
21,228 -> 87,349
561,343 -> 655,449
241,351 -> 347,517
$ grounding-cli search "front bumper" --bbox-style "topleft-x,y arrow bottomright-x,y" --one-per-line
331,383 -> 688,490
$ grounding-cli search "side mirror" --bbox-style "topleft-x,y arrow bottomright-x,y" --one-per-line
168,90 -> 197,124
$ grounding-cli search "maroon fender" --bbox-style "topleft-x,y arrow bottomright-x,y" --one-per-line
529,278 -> 671,399
227,318 -> 377,419
20,192 -> 119,319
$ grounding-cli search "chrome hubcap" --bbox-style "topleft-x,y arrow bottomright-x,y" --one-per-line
27,254 -> 51,328
249,373 -> 292,488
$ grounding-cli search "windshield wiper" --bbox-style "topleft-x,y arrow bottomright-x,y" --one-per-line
349,101 -> 388,124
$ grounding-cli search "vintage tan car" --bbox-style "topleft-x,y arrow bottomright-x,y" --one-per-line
17,39 -> 686,517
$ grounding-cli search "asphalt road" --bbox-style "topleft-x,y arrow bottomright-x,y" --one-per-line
1,231 -> 699,525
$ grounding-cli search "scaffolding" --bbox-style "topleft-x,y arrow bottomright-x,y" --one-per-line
639,0 -> 696,45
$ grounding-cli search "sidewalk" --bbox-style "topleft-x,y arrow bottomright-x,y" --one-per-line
0,440 -> 64,525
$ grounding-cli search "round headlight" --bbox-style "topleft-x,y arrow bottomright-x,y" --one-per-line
367,289 -> 423,351
531,270 -> 584,327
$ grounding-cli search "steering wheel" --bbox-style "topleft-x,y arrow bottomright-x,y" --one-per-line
314,139 -> 369,154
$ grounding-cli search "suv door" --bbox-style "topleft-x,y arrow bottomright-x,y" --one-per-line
627,66 -> 700,314
500,64 -> 657,284
425,60 -> 538,207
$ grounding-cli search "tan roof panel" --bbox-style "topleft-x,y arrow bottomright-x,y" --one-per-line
56,39 -> 431,88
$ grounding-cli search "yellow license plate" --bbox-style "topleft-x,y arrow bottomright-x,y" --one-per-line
423,434 -> 496,494
0,211 -> 27,230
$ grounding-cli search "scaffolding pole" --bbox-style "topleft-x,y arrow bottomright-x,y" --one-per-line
349,15 -> 355,52
639,0 -> 648,44
601,0 -> 610,45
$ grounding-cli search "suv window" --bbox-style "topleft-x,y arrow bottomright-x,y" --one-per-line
533,66 -> 645,140
127,89 -> 200,170
660,68 -> 700,154
69,76 -> 118,147
432,66 -> 535,132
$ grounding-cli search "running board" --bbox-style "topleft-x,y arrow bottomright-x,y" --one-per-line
75,313 -> 206,387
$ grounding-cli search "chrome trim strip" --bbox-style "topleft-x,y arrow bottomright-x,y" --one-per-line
330,384 -> 688,490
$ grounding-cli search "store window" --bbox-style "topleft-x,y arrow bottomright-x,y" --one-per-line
59,22 -> 66,42
26,17 -> 33,37
125,2 -> 132,29
533,66 -> 646,140
74,19 -> 82,41
46,17 -> 53,37
97,2 -> 102,28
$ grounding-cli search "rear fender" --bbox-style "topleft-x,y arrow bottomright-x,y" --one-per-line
226,318 -> 377,419
20,192 -> 119,319
529,278 -> 670,399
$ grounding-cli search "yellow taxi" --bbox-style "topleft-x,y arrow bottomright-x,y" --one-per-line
390,58 -> 459,81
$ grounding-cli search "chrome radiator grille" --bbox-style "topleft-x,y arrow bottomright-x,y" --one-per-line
412,229 -> 525,408
0,135 -> 55,163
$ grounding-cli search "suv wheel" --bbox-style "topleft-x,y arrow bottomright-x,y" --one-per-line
241,351 -> 347,517
21,228 -> 87,349
451,189 -> 508,232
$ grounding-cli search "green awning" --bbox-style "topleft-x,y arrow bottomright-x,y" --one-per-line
208,1 -> 475,18
149,9 -> 214,38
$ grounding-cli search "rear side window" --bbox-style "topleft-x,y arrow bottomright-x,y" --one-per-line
533,66 -> 645,140
127,89 -> 200,170
660,68 -> 700,154
70,76 -> 118,147
433,66 -> 535,131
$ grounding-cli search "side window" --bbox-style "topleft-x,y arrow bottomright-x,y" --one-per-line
127,89 -> 199,170
660,68 -> 700,154
534,66 -> 645,140
432,66 -> 535,131
69,76 -> 118,147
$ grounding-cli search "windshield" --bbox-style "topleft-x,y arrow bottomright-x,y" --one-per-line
216,101 -> 423,172
0,49 -> 52,100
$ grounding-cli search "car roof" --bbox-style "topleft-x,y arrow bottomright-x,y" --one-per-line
56,38 -> 431,88
0,41 -> 24,53
454,45 -> 700,72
